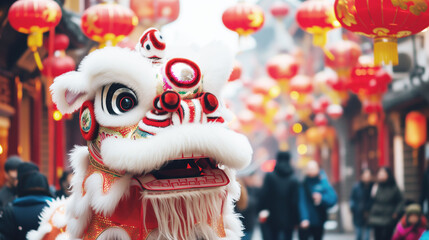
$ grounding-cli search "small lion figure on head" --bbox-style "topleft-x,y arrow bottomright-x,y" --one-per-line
27,28 -> 252,240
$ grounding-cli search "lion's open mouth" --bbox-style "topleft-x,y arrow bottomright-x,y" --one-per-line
135,157 -> 230,191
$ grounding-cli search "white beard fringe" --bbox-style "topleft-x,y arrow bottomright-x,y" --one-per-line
142,187 -> 227,240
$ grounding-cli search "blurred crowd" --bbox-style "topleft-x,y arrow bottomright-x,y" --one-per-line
0,153 -> 428,240
0,156 -> 72,240
236,152 -> 429,240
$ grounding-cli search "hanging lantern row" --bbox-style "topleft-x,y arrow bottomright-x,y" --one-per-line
81,3 -> 138,48
130,0 -> 180,28
270,1 -> 290,20
8,0 -> 62,70
296,0 -> 340,48
334,0 -> 429,65
222,2 -> 265,37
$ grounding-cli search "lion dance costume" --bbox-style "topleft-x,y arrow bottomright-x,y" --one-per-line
27,29 -> 252,240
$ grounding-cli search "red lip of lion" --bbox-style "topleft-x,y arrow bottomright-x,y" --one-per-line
27,30 -> 252,240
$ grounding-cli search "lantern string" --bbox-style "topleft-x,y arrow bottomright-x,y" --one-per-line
323,47 -> 334,61
32,51 -> 44,71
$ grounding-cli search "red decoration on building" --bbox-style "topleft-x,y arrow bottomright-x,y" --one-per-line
296,0 -> 340,47
81,3 -> 138,47
222,2 -> 265,36
270,1 -> 290,19
334,0 -> 429,65
130,0 -> 179,27
8,0 -> 62,70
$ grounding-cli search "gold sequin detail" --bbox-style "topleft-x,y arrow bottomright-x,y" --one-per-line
83,212 -> 138,240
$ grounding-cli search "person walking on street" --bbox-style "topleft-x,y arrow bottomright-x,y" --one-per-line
0,162 -> 53,240
0,156 -> 22,207
350,168 -> 373,240
368,167 -> 404,240
298,160 -> 337,240
392,203 -> 427,240
258,151 -> 300,240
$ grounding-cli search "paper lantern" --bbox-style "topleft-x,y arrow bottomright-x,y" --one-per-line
327,104 -> 343,119
228,60 -> 242,82
296,0 -> 340,47
266,53 -> 299,82
222,2 -> 265,37
405,111 -> 427,149
314,113 -> 328,126
42,34 -> 75,78
334,0 -> 429,65
270,1 -> 290,19
130,0 -> 180,27
8,0 -> 62,70
350,56 -> 392,96
306,127 -> 324,145
289,75 -> 313,94
81,3 -> 138,48
325,40 -> 361,78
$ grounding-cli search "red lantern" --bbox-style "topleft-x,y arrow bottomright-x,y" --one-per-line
130,0 -> 179,27
222,2 -> 265,37
325,40 -> 361,78
335,0 -> 429,65
252,77 -> 278,96
296,0 -> 340,47
327,104 -> 343,119
229,60 -> 242,82
350,56 -> 392,96
270,1 -> 290,20
289,75 -> 313,94
266,54 -> 299,82
362,101 -> 383,114
405,111 -> 427,149
314,113 -> 328,126
81,3 -> 138,48
42,34 -> 75,78
8,0 -> 62,70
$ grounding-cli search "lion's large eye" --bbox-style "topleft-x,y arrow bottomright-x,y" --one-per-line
101,83 -> 138,115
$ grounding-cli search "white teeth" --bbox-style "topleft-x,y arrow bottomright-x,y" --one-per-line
179,153 -> 204,159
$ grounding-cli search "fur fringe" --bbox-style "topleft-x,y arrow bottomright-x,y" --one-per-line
142,187 -> 227,240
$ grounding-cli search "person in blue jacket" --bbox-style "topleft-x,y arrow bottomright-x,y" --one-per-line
298,160 -> 337,240
350,168 -> 373,240
0,162 -> 53,240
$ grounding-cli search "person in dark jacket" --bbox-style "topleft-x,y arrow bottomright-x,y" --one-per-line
258,151 -> 299,240
0,156 -> 22,207
350,168 -> 373,240
0,162 -> 53,240
368,166 -> 404,240
298,160 -> 337,240
420,166 -> 429,219
55,170 -> 73,198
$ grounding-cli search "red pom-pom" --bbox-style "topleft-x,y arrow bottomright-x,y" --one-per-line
160,91 -> 181,112
200,92 -> 219,114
